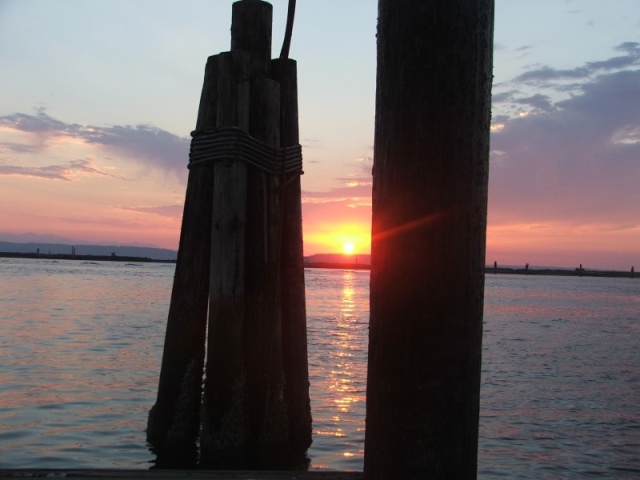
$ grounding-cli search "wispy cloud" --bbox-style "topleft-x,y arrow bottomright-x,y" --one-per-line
303,155 -> 373,207
514,93 -> 554,113
513,42 -> 640,85
0,109 -> 190,182
0,109 -> 73,134
118,204 -> 183,218
82,124 -> 190,180
303,184 -> 372,204
493,42 -> 640,120
0,159 -> 124,181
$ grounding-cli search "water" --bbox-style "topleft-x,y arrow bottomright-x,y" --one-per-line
480,275 -> 640,478
1,258 -> 639,477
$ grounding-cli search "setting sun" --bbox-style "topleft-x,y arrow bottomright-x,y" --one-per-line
303,221 -> 371,256
342,242 -> 355,255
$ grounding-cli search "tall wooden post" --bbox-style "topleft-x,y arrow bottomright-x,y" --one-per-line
147,45 -> 219,472
272,56 -> 313,460
365,0 -> 494,479
149,0 -> 310,469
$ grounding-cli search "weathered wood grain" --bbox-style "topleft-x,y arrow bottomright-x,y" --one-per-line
271,57 -> 312,456
147,42 -> 219,468
149,0 -> 311,469
365,0 -> 494,478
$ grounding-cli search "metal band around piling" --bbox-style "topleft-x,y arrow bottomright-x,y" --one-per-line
189,126 -> 303,175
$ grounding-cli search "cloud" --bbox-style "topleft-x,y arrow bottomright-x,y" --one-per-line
118,204 -> 183,218
303,178 -> 372,206
493,42 -> 640,121
0,109 -> 73,134
303,184 -> 372,205
82,124 -> 190,180
0,159 -> 124,181
489,65 -> 640,228
303,154 -> 373,206
587,42 -> 640,71
513,42 -> 640,85
514,65 -> 591,83
514,94 -> 554,113
302,138 -> 323,149
0,142 -> 41,154
0,109 -> 190,182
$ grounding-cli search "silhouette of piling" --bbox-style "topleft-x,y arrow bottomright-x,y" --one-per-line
146,45 -> 219,472
271,56 -> 313,459
365,0 -> 494,478
148,0 -> 310,469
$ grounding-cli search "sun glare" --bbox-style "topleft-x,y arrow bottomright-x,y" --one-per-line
342,242 -> 355,255
304,223 -> 370,256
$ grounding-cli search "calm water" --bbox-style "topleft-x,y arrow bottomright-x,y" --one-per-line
1,258 -> 639,477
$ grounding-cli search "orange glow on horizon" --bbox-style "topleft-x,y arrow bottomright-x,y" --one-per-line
304,223 -> 371,255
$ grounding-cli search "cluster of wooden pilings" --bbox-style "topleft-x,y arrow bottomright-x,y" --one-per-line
147,0 -> 310,469
148,0 -> 495,478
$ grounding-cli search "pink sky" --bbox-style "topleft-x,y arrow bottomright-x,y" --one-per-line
0,1 -> 638,270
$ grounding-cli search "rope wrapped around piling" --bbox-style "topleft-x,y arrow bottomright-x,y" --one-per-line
188,126 -> 303,175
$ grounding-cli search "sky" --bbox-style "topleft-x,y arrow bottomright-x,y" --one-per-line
0,0 -> 638,270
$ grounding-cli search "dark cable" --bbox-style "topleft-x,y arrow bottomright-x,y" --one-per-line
279,0 -> 296,59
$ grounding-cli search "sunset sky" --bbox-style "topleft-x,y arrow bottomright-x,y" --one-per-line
1,0 -> 638,269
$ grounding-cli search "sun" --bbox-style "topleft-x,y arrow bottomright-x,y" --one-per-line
342,242 -> 355,255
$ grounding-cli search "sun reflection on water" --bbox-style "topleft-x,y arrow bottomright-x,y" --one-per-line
306,268 -> 369,471
2,261 -> 639,476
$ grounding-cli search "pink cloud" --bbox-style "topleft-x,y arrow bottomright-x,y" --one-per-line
0,159 -> 125,181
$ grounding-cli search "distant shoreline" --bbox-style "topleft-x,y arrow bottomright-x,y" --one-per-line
0,251 -> 175,264
1,252 -> 634,278
305,262 -> 370,270
304,262 -> 636,279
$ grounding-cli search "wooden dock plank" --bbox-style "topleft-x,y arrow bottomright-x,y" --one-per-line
0,470 -> 363,480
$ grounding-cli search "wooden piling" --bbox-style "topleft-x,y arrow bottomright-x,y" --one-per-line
272,57 -> 313,459
365,0 -> 494,478
149,0 -> 310,470
244,77 -> 290,468
147,51 -> 219,470
200,52 -> 254,469
199,1 -> 310,468
231,0 -> 273,68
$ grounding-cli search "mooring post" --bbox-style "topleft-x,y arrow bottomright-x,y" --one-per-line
244,76 -> 290,467
147,46 -> 219,469
272,56 -> 313,458
200,0 -> 310,468
200,50 -> 253,469
365,0 -> 494,478
149,0 -> 309,469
